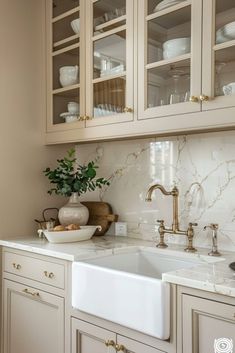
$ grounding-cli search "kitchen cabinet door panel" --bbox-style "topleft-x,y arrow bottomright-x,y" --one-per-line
182,294 -> 235,353
3,279 -> 64,353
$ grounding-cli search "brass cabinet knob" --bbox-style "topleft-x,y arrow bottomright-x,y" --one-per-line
200,94 -> 209,102
104,340 -> 115,347
23,288 -> 40,298
189,96 -> 199,103
44,271 -> 54,279
115,344 -> 126,352
12,263 -> 21,270
123,107 -> 134,113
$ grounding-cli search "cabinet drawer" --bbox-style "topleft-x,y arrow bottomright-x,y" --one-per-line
3,251 -> 65,289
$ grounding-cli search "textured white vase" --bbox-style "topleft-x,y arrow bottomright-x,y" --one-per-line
58,193 -> 89,226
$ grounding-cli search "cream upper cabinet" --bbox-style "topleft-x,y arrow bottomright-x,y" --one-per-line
202,0 -> 235,110
138,0 -> 202,120
46,0 -> 86,132
182,294 -> 235,353
46,0 -> 135,135
45,0 -> 235,144
85,0 -> 135,127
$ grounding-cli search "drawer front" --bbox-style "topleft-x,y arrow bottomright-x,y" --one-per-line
3,251 -> 65,289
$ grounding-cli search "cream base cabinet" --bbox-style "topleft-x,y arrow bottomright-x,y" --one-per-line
182,294 -> 235,353
3,279 -> 64,353
71,318 -> 163,353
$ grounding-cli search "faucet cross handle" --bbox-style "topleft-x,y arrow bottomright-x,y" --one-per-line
156,220 -> 168,249
204,223 -> 218,231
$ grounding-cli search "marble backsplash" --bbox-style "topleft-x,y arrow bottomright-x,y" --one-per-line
76,131 -> 235,252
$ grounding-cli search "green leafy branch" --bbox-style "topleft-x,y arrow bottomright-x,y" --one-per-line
44,148 -> 110,197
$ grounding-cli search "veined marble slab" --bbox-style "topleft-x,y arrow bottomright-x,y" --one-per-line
76,130 -> 235,252
1,236 -> 235,298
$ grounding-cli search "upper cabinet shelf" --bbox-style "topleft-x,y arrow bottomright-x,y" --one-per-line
45,0 -> 235,145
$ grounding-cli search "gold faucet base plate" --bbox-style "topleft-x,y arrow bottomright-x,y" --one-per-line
184,247 -> 197,253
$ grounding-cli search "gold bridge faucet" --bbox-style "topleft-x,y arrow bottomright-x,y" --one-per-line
146,184 -> 198,252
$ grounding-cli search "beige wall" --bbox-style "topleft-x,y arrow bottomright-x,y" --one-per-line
0,0 -> 70,238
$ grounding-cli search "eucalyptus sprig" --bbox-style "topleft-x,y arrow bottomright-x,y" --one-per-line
44,148 -> 110,197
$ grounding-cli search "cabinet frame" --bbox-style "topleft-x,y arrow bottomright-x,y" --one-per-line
46,0 -> 86,133
85,0 -> 135,127
138,0 -> 203,120
202,0 -> 235,111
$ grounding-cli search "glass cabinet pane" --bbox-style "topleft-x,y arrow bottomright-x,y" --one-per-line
146,1 -> 191,108
93,32 -> 126,79
93,0 -> 126,36
89,0 -> 132,122
94,78 -> 126,117
53,0 -> 79,18
214,0 -> 235,98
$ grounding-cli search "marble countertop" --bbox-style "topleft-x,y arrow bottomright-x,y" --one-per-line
1,236 -> 235,298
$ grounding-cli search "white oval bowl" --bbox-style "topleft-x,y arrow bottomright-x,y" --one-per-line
163,37 -> 190,59
42,226 -> 102,244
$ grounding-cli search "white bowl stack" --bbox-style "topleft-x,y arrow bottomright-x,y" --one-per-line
163,37 -> 191,60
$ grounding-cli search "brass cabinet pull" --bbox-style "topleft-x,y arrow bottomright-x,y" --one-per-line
115,344 -> 126,352
23,288 -> 40,298
189,96 -> 199,103
200,94 -> 210,102
79,115 -> 93,121
12,263 -> 21,270
44,271 -> 54,279
123,107 -> 133,113
104,340 -> 115,347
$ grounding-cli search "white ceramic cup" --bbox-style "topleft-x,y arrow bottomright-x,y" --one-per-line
68,102 -> 79,114
71,19 -> 80,34
223,82 -> 235,96
59,66 -> 79,87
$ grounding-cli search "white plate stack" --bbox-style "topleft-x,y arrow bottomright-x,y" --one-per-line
154,0 -> 186,12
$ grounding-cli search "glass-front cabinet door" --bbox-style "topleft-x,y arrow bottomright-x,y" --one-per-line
85,0 -> 134,127
46,0 -> 85,132
138,0 -> 202,120
202,0 -> 235,110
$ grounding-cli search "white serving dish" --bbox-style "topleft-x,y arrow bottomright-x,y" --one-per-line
60,112 -> 79,123
41,226 -> 101,244
71,19 -> 80,34
154,0 -> 185,12
72,248 -> 223,339
163,37 -> 190,59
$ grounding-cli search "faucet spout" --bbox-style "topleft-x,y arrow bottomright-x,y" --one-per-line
146,184 -> 179,232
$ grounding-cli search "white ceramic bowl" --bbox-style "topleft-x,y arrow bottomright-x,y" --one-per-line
65,115 -> 78,123
41,226 -> 102,244
59,66 -> 79,87
216,28 -> 229,44
71,19 -> 80,34
223,82 -> 235,96
163,37 -> 191,59
223,21 -> 235,39
68,101 -> 79,114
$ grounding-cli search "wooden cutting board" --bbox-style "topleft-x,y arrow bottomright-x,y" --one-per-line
81,201 -> 118,236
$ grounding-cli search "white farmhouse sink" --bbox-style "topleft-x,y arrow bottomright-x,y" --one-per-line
72,248 -> 222,340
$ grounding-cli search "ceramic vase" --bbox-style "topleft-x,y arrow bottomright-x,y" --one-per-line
58,192 -> 89,226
